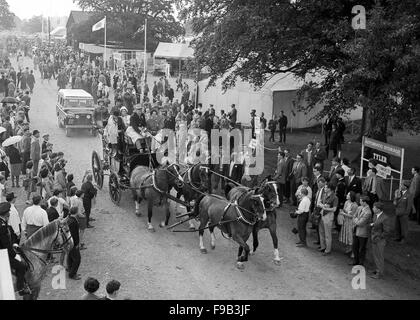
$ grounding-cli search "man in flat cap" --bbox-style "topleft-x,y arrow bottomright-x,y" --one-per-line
41,134 -> 52,154
0,202 -> 31,296
370,202 -> 391,279
393,180 -> 412,244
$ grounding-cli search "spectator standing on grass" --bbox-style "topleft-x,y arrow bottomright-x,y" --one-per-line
393,180 -> 412,244
268,115 -> 277,142
301,142 -> 314,180
283,149 -> 294,204
363,168 -> 386,208
338,191 -> 358,255
318,183 -> 338,256
295,188 -> 311,248
273,151 -> 286,207
370,202 -> 391,279
290,154 -> 307,206
323,115 -> 333,146
328,124 -> 341,158
409,166 -> 420,224
350,196 -> 372,267
278,111 -> 287,143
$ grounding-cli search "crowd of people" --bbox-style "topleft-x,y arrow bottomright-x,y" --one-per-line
0,48 -> 101,295
272,140 -> 420,279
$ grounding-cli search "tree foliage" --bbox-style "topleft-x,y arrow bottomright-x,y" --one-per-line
0,0 -> 15,30
180,0 -> 420,141
73,0 -> 185,50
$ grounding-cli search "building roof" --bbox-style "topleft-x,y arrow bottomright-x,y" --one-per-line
153,42 -> 194,60
66,11 -> 95,29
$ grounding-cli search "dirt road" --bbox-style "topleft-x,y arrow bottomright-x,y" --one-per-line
14,58 -> 420,300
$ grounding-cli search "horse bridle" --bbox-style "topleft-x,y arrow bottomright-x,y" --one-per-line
165,163 -> 184,188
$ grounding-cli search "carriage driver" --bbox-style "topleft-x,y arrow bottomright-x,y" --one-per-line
0,202 -> 31,296
126,104 -> 150,152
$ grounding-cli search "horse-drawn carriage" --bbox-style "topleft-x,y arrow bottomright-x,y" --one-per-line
91,129 -> 160,205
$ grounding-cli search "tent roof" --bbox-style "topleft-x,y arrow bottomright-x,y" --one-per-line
154,42 -> 194,60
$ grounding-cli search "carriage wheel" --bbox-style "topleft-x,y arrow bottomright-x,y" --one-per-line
92,151 -> 104,190
109,172 -> 122,205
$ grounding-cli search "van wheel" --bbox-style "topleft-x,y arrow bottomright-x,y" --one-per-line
65,128 -> 72,137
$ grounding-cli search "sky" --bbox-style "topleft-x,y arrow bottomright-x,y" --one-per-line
7,0 -> 81,19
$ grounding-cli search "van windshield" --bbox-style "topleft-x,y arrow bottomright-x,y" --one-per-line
65,99 -> 93,108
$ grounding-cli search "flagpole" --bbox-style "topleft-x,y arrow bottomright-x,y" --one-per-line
104,16 -> 107,70
144,18 -> 147,82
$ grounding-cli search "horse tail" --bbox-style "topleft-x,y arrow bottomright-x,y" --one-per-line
224,182 -> 236,199
193,194 -> 206,218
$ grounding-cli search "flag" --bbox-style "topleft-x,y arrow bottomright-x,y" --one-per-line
92,17 -> 106,32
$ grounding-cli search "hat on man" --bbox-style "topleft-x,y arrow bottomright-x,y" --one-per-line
33,130 -> 40,136
0,202 -> 11,216
403,180 -> 411,188
6,192 -> 17,202
120,106 -> 128,113
43,134 -> 49,138
251,109 -> 256,115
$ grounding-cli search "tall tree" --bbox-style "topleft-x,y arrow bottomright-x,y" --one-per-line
21,16 -> 43,34
73,0 -> 184,50
0,0 -> 15,30
180,0 -> 420,142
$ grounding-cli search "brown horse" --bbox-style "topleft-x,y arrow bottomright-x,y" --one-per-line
195,188 -> 266,269
131,163 -> 184,232
15,219 -> 73,300
226,177 -> 282,265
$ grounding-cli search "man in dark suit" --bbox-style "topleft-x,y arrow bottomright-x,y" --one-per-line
67,207 -> 81,280
313,142 -> 327,173
290,154 -> 308,206
278,111 -> 288,143
409,166 -> 420,224
228,104 -> 237,127
250,109 -> 257,139
335,169 -> 347,229
346,167 -> 362,203
363,167 -> 387,207
370,202 -> 391,279
393,181 -> 412,244
328,157 -> 342,188
284,149 -> 294,203
81,174 -> 97,228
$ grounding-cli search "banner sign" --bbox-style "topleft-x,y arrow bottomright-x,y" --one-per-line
376,164 -> 391,179
363,137 -> 403,158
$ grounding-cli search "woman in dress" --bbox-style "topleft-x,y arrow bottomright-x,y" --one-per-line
338,191 -> 359,255
53,162 -> 67,197
5,144 -> 22,188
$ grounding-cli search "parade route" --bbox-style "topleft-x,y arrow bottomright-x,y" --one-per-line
8,57 -> 417,300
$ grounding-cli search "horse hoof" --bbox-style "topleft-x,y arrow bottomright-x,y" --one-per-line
135,212 -> 142,217
274,259 -> 281,266
147,226 -> 155,232
236,262 -> 245,270
211,245 -> 215,250
200,248 -> 207,254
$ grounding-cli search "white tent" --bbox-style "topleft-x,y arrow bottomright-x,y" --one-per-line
197,73 -> 362,128
154,42 -> 194,60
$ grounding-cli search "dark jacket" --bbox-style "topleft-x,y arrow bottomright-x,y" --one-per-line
81,181 -> 97,201
0,217 -> 19,259
47,207 -> 59,222
68,216 -> 80,247
130,112 -> 146,134
6,146 -> 22,164
336,178 -> 347,208
278,115 -> 288,128
345,175 -> 362,195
